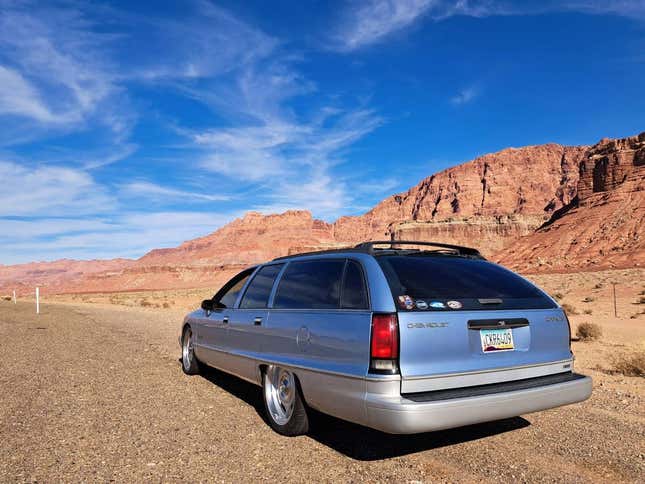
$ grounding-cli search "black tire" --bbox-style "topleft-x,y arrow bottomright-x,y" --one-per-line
262,365 -> 309,436
181,326 -> 201,375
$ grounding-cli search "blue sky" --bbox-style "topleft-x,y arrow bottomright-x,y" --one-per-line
1,0 -> 644,264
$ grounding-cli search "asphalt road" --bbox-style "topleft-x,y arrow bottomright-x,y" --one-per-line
1,301 -> 643,482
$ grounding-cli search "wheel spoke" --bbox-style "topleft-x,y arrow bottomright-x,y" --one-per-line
265,366 -> 295,425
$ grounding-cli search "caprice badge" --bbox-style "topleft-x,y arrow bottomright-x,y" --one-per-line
407,322 -> 449,328
545,315 -> 565,322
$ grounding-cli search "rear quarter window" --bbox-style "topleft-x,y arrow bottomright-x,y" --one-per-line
377,256 -> 555,310
273,259 -> 345,309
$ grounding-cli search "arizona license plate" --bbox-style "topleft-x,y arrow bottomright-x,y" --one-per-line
480,328 -> 514,353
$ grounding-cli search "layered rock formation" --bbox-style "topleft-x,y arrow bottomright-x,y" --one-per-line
332,144 -> 587,246
498,133 -> 644,272
1,132 -> 642,296
0,259 -> 135,296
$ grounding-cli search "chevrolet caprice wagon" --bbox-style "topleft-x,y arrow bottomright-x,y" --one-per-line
180,241 -> 592,435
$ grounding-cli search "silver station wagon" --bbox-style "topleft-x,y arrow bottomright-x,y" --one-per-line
180,241 -> 592,435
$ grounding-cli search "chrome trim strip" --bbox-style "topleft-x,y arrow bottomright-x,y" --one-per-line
193,342 -> 400,382
402,358 -> 573,380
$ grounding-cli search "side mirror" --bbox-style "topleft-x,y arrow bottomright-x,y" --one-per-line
201,299 -> 214,311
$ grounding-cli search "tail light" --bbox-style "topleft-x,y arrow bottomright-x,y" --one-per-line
370,313 -> 399,373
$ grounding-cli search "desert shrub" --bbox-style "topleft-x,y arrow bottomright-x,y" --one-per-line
593,283 -> 603,289
561,303 -> 578,315
1,295 -> 11,301
638,296 -> 645,304
582,296 -> 595,303
140,299 -> 153,307
162,302 -> 170,308
611,353 -> 645,377
576,322 -> 602,341
583,309 -> 592,315
553,292 -> 564,300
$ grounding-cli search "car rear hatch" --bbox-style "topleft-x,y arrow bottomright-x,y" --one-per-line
376,254 -> 573,394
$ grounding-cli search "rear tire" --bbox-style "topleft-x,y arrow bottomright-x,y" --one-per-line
181,326 -> 201,375
262,365 -> 309,436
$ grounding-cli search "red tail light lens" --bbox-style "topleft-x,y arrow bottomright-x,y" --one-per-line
371,313 -> 399,359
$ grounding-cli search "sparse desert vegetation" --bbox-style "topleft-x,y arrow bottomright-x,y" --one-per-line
560,303 -> 578,315
576,322 -> 603,341
610,352 -> 645,377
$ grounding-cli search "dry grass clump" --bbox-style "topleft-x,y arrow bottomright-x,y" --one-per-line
582,296 -> 595,303
583,309 -> 592,315
610,353 -> 645,377
140,299 -> 153,307
638,296 -> 645,304
576,322 -> 602,341
553,292 -> 564,301
561,303 -> 578,315
1,295 -> 12,301
162,302 -> 171,309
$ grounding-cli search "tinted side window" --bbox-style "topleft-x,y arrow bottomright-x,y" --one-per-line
274,260 -> 345,309
216,269 -> 253,308
240,264 -> 284,309
341,260 -> 368,309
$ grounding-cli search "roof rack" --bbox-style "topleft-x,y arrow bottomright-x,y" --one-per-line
272,240 -> 484,261
354,240 -> 484,259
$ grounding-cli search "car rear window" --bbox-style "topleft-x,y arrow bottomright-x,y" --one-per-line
377,255 -> 555,310
274,259 -> 345,309
239,264 -> 284,309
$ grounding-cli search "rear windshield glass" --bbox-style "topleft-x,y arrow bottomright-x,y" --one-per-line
377,256 -> 555,311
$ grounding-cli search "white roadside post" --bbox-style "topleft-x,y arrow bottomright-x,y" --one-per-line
36,287 -> 40,314
13,290 -> 16,304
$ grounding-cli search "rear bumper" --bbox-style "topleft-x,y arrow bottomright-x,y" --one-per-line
365,372 -> 592,434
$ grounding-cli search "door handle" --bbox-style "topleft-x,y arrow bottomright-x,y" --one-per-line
254,317 -> 262,326
222,316 -> 229,324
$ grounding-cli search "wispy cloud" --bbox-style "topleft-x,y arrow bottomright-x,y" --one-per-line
0,211 -> 237,264
0,161 -> 115,217
450,85 -> 480,105
0,2 -> 117,126
331,0 -> 435,52
330,0 -> 645,51
120,181 -> 231,202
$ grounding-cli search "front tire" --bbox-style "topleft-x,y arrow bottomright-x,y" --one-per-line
181,326 -> 201,375
262,365 -> 309,436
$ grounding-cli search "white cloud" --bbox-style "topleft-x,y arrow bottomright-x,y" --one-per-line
332,0 -> 435,52
0,161 -> 115,217
450,86 -> 480,105
120,181 -> 231,202
0,2 -> 117,126
0,211 -> 237,264
331,0 -> 645,51
0,66 -> 57,122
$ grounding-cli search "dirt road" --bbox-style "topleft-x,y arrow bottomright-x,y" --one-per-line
1,301 -> 643,482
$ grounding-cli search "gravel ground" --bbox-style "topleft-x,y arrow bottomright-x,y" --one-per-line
1,301 -> 643,483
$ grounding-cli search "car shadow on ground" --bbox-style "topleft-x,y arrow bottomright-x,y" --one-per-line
198,366 -> 530,461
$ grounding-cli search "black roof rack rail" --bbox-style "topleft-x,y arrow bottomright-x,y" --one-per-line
271,240 -> 484,261
354,240 -> 484,259
272,246 -> 360,261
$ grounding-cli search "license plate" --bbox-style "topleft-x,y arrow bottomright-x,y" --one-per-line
480,328 -> 514,353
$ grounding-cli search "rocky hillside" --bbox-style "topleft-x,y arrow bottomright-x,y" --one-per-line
1,132 -> 643,295
497,133 -> 644,272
